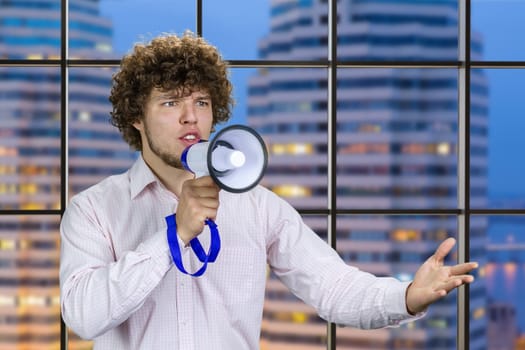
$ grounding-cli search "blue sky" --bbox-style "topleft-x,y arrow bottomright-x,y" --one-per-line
472,1 -> 525,199
100,0 -> 525,199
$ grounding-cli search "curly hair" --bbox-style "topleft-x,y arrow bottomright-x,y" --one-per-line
109,31 -> 234,151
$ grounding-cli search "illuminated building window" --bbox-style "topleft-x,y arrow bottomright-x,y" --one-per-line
78,111 -> 92,122
339,143 -> 389,154
436,142 -> 451,156
0,295 -> 16,307
287,143 -> 312,155
271,143 -> 313,155
473,307 -> 485,320
391,228 -> 421,241
358,123 -> 382,132
273,185 -> 311,198
0,239 -> 16,251
272,144 -> 286,155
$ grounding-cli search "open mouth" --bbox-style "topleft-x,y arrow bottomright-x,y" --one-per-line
180,132 -> 201,146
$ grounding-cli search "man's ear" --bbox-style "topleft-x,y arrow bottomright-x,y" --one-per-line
132,119 -> 143,131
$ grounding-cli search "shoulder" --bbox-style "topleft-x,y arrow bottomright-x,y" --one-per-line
68,171 -> 130,209
220,184 -> 286,207
219,185 -> 299,224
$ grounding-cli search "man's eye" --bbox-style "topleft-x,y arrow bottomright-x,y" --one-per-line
196,100 -> 210,107
162,101 -> 177,107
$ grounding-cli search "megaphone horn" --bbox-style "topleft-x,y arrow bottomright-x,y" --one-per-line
181,124 -> 268,193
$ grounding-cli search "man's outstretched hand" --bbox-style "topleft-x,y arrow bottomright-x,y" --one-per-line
406,237 -> 478,315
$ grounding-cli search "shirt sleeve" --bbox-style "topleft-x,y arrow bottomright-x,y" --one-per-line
264,191 -> 424,329
59,195 -> 173,339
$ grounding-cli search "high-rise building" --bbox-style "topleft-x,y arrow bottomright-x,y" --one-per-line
0,1 -> 134,349
248,1 -> 487,349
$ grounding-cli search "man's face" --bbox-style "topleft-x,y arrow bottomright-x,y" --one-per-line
134,88 -> 214,169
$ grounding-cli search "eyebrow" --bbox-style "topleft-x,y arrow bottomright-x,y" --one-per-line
153,92 -> 211,101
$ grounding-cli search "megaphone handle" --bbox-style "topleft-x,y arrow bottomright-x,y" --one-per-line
165,214 -> 221,277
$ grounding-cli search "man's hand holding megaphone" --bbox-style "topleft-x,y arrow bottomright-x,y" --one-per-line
175,176 -> 220,246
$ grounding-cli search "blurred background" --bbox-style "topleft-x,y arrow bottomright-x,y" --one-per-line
1,0 -> 524,349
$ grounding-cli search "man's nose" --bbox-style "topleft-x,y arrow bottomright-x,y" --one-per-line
180,101 -> 198,124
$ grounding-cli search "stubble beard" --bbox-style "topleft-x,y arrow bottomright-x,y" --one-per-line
144,122 -> 184,169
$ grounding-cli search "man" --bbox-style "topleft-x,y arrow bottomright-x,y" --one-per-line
60,31 -> 478,349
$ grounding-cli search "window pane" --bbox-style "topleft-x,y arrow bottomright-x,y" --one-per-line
474,216 -> 525,349
214,0 -> 329,61
337,215 -> 459,349
262,215 -> 328,349
0,215 -> 61,349
0,67 -> 61,210
336,68 -> 458,210
472,0 -> 525,61
68,67 -> 137,197
219,68 -> 255,128
70,0 -> 195,59
337,0 -> 458,62
0,1 -> 60,59
469,68 -> 490,208
471,69 -> 525,209
246,68 -> 329,210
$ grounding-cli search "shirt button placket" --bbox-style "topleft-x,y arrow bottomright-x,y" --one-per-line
176,248 -> 195,350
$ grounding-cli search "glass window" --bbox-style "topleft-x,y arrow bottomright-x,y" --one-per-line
472,0 -> 525,61
337,215 -> 460,348
203,0 -> 274,60
70,0 -> 196,59
1,0 -> 524,349
0,1 -> 60,59
68,67 -> 137,197
0,215 -> 61,349
473,215 -> 525,349
0,67 -> 61,210
247,67 -> 329,209
337,68 -> 459,210
337,0 -> 459,62
471,69 -> 525,210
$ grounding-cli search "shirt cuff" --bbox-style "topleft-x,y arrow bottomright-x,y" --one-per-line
385,280 -> 426,326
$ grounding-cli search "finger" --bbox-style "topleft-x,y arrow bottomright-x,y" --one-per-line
433,237 -> 456,262
192,176 -> 220,189
450,262 -> 478,276
438,275 -> 475,294
199,197 -> 220,210
193,186 -> 221,199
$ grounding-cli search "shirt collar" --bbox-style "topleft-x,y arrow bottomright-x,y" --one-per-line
129,154 -> 159,199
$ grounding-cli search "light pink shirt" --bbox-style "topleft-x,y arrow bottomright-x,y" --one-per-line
60,156 -> 417,350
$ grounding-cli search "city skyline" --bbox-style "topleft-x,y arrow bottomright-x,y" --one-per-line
1,0 -> 524,349
101,0 -> 525,201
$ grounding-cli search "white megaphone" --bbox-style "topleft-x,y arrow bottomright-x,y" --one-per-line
181,124 -> 268,193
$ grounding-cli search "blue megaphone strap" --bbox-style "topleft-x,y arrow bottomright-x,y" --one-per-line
165,214 -> 221,277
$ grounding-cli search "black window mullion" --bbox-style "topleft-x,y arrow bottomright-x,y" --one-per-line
327,0 -> 338,349
196,0 -> 203,36
60,0 -> 69,349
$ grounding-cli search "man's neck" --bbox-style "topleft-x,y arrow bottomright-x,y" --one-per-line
141,154 -> 194,197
